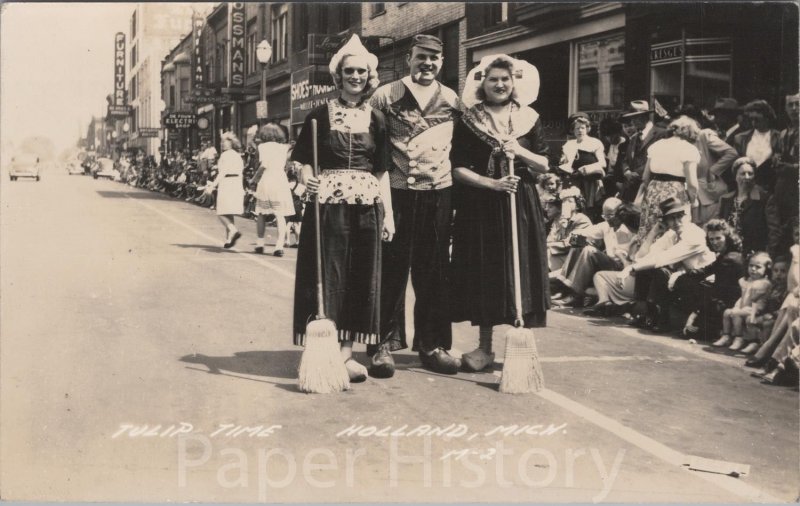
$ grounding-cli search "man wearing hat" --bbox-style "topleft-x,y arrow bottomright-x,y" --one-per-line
368,34 -> 462,377
711,97 -> 744,145
620,196 -> 716,330
619,100 -> 669,202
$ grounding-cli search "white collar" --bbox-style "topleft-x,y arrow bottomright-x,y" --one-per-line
641,121 -> 653,139
402,76 -> 438,108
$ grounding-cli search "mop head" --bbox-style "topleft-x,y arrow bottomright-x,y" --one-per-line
298,318 -> 350,393
499,326 -> 544,394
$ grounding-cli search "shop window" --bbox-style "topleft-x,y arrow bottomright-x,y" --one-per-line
650,36 -> 732,112
574,32 -> 625,113
246,31 -> 257,75
484,3 -> 508,27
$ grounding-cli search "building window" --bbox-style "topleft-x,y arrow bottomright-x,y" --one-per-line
169,84 -> 175,108
440,24 -> 459,93
370,3 -> 385,18
574,32 -> 625,114
130,44 -> 137,68
484,3 -> 508,26
338,5 -> 351,31
246,31 -> 257,75
650,36 -> 732,112
131,11 -> 137,39
271,4 -> 288,63
179,78 -> 189,110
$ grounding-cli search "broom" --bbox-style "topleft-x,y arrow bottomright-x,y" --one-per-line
499,152 -> 545,394
297,118 -> 350,394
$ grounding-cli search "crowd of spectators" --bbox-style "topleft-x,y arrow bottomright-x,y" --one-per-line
546,93 -> 800,387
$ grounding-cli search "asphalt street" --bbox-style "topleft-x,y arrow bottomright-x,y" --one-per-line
1,168 -> 797,503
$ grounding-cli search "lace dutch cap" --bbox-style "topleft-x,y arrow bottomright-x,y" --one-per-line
328,34 -> 379,89
462,54 -> 540,109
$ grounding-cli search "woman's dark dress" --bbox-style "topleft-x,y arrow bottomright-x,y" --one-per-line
291,99 -> 390,345
450,105 -> 550,328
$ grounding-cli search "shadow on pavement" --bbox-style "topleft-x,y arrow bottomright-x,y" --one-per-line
96,190 -> 175,200
171,243 -> 235,254
180,350 -> 301,380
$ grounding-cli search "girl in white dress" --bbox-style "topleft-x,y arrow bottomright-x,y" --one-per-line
252,124 -> 294,256
212,132 -> 245,248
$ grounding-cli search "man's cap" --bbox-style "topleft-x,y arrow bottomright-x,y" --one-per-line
411,34 -> 443,53
620,100 -> 652,119
712,97 -> 741,112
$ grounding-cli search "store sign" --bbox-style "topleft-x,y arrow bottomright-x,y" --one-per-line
291,66 -> 337,124
651,43 -> 684,63
228,2 -> 246,87
108,105 -> 131,118
164,112 -> 197,129
138,127 -> 160,138
192,12 -> 205,89
114,33 -> 127,107
184,89 -> 230,105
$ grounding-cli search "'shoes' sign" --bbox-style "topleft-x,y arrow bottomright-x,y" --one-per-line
228,2 -> 245,87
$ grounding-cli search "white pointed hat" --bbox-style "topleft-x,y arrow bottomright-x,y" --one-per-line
462,54 -> 540,109
328,34 -> 379,77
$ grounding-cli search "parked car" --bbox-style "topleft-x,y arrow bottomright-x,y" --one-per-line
93,158 -> 117,180
67,158 -> 84,175
9,155 -> 41,181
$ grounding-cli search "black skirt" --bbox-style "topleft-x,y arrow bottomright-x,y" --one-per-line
292,202 -> 384,345
450,175 -> 549,328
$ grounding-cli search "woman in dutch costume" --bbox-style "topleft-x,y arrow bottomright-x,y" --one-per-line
450,55 -> 551,372
291,35 -> 394,382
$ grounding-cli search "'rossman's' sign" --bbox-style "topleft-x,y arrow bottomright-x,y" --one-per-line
228,2 -> 246,87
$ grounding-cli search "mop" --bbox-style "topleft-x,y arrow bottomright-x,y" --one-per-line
297,118 -> 350,393
499,152 -> 545,394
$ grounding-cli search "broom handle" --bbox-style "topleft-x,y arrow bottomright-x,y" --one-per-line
311,119 -> 326,319
507,154 -> 524,328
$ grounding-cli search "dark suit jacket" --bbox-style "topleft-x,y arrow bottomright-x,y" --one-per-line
620,124 -> 669,201
718,187 -> 770,256
732,129 -> 781,193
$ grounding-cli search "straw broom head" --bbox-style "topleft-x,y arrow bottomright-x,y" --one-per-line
499,325 -> 544,394
298,318 -> 350,394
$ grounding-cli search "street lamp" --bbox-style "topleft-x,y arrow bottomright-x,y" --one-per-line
256,40 -> 272,126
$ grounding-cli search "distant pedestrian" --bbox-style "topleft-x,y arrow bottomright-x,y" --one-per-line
252,124 -> 294,256
212,132 -> 245,248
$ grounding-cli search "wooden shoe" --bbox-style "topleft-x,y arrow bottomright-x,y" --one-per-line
368,345 -> 395,379
419,348 -> 460,375
344,358 -> 367,383
462,348 -> 495,372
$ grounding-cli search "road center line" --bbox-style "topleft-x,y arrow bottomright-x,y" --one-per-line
533,387 -> 781,503
124,192 -> 295,280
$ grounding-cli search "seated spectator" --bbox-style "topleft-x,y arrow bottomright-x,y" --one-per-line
546,187 -> 592,272
672,219 -> 745,340
719,157 -> 769,256
746,223 -> 800,367
623,197 -> 716,331
741,256 -> 790,354
712,251 -> 773,351
536,172 -> 562,203
558,113 -> 606,221
551,198 -> 634,307
766,93 -> 799,257
732,100 -> 781,194
751,316 -> 800,385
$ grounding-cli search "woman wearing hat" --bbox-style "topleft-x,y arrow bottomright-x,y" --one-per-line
558,113 -> 606,221
633,115 -> 701,242
449,54 -> 551,372
290,34 -> 393,382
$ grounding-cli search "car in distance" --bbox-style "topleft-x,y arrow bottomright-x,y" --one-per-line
9,154 -> 41,181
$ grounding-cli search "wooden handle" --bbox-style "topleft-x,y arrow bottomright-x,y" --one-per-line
311,119 -> 325,319
508,155 -> 524,327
